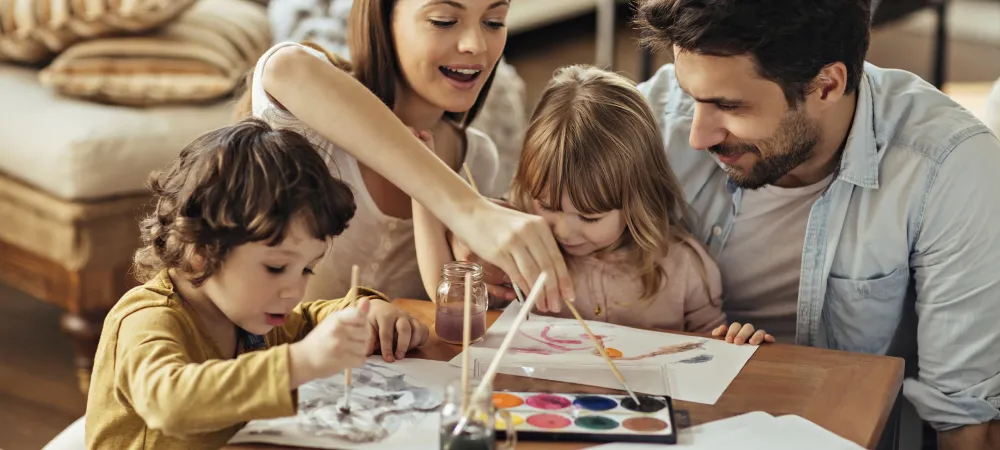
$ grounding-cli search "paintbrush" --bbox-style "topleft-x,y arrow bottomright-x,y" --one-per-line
451,272 -> 548,439
340,265 -> 360,415
512,282 -> 529,321
561,297 -> 641,405
460,271 -> 473,417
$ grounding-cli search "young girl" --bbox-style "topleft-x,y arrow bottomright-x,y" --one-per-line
85,119 -> 429,450
415,65 -> 773,344
229,0 -> 576,309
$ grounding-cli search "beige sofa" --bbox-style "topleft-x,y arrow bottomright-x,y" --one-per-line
0,65 -> 235,392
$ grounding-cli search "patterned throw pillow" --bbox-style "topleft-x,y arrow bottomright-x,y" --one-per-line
39,0 -> 271,106
0,0 -> 196,64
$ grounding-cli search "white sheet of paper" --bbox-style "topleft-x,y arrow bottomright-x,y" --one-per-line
588,412 -> 863,450
228,357 -> 459,450
449,301 -> 758,404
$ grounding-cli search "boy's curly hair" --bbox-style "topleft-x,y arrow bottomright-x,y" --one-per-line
133,118 -> 356,285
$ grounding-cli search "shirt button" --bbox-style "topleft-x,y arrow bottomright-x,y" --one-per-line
370,263 -> 379,271
388,222 -> 397,231
712,225 -> 723,236
383,242 -> 391,251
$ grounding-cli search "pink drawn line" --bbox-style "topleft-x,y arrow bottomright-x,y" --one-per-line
541,326 -> 582,344
517,329 -> 575,351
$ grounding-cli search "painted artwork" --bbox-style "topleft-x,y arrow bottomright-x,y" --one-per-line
229,357 -> 460,449
450,302 -> 758,405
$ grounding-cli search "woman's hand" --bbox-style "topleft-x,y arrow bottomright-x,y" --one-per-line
447,198 -> 518,303
450,201 -> 572,313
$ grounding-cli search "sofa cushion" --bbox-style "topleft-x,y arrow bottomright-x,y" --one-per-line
0,65 -> 233,201
0,0 -> 196,64
39,0 -> 270,106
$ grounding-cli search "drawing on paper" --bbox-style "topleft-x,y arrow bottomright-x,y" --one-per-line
239,361 -> 444,444
450,302 -> 758,405
511,324 -> 713,364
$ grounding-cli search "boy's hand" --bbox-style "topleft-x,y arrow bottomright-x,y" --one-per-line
289,299 -> 372,387
366,299 -> 430,362
712,322 -> 775,345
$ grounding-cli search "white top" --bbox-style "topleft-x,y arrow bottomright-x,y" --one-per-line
716,174 -> 834,343
251,42 -> 501,300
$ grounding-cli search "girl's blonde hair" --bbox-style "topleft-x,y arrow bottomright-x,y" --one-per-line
510,64 -> 701,302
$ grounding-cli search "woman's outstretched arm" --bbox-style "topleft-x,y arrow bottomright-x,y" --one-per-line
261,45 -> 574,306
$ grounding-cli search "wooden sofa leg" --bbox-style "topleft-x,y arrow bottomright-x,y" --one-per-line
61,310 -> 106,395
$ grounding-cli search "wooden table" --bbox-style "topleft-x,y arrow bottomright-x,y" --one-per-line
228,299 -> 904,450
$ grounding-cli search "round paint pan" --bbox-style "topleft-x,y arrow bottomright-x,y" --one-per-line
525,393 -> 572,410
620,395 -> 668,413
574,415 -> 619,431
526,413 -> 573,429
622,416 -> 669,432
572,395 -> 618,412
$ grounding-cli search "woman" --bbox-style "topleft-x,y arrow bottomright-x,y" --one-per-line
236,0 -> 571,317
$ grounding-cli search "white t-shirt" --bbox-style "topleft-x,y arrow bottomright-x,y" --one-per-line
716,174 -> 833,343
251,42 -> 501,300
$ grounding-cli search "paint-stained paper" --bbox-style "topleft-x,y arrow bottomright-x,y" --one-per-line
450,301 -> 758,405
229,357 -> 459,449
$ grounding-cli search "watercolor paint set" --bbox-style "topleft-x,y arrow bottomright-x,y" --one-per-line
490,391 -> 677,444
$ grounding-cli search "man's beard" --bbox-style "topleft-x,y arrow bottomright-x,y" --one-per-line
709,110 -> 822,190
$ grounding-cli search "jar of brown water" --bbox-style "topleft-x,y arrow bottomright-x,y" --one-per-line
435,262 -> 488,345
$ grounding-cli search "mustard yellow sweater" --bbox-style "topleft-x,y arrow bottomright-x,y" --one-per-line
85,270 -> 381,450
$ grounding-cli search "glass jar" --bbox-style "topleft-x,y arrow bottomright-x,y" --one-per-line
439,378 -> 517,450
435,262 -> 488,345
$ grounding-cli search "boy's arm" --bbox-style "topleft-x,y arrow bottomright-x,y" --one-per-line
272,288 -> 388,344
116,308 -> 296,436
413,198 -> 454,301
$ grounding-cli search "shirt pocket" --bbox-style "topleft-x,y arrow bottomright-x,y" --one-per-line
823,267 -> 909,354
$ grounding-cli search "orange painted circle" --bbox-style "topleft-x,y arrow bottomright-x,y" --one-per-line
604,347 -> 623,358
493,393 -> 525,409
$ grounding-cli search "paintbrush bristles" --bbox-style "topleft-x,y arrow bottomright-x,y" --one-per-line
461,271 -> 473,414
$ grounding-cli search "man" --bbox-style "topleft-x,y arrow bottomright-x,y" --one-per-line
632,0 -> 999,448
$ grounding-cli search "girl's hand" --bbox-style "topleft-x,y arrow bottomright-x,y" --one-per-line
712,322 -> 775,345
411,128 -> 435,151
365,298 -> 430,362
289,299 -> 372,387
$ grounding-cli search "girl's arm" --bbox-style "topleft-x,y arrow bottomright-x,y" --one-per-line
413,199 -> 453,301
261,46 -> 573,310
409,130 -> 456,301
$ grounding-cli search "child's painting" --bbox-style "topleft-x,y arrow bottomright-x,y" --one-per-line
449,302 -> 758,405
229,357 -> 459,449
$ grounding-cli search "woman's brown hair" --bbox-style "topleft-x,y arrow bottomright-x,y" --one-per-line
234,0 -> 497,127
133,118 -> 357,285
510,65 -> 702,303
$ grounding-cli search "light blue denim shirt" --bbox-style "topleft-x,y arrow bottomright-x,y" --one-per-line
637,62 -> 1000,431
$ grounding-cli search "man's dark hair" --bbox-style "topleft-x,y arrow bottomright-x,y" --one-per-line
636,0 -> 872,105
